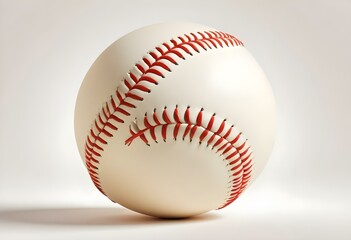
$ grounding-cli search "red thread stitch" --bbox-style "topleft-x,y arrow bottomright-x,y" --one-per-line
84,30 -> 245,204
125,106 -> 253,208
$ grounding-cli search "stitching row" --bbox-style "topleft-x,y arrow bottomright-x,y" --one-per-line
84,30 -> 245,204
126,106 -> 253,208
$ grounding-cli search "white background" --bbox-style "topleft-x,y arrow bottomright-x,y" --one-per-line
1,0 -> 350,239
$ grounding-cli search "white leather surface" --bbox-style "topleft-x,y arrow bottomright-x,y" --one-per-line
74,22 -> 276,217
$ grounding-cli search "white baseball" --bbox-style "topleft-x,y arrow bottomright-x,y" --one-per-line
75,22 -> 276,218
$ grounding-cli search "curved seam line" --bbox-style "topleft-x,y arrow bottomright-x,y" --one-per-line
83,30 -> 247,207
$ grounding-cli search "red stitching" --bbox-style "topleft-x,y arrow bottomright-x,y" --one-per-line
83,30 -> 245,203
124,106 -> 253,208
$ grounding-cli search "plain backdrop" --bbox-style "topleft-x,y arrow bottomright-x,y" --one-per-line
1,0 -> 350,239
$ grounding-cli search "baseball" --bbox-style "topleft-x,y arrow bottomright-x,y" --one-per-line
75,22 -> 276,218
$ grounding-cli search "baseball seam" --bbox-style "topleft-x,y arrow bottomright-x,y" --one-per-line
125,106 -> 253,208
84,30 -> 248,207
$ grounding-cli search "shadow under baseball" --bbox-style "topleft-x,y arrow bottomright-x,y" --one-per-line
0,207 -> 220,226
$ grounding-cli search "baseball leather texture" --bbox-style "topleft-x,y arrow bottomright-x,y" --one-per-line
74,22 -> 276,218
